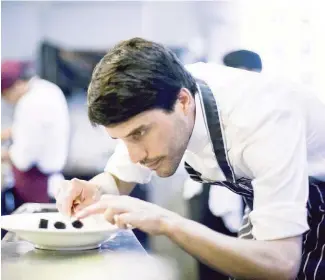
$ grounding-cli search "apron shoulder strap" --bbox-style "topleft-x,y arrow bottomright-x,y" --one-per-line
196,79 -> 235,183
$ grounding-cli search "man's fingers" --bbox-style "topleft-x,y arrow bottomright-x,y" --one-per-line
75,195 -> 129,220
61,178 -> 93,216
75,199 -> 110,219
113,215 -> 127,229
72,200 -> 91,213
56,179 -> 83,216
61,182 -> 80,216
104,208 -> 117,224
117,213 -> 138,229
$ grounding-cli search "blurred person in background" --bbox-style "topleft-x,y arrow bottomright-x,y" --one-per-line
184,49 -> 263,280
1,61 -> 70,210
56,38 -> 325,280
223,49 -> 263,72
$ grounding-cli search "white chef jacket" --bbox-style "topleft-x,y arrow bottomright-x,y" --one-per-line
105,63 -> 325,240
9,77 -> 70,197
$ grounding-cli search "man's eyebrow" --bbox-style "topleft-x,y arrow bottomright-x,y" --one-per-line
111,125 -> 149,140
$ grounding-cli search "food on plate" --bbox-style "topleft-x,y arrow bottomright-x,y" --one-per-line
72,220 -> 83,229
38,217 -> 84,230
54,221 -> 66,229
38,219 -> 49,229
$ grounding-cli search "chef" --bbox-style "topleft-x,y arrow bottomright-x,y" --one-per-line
56,38 -> 325,280
1,61 -> 70,208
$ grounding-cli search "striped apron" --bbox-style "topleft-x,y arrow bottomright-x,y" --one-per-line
184,80 -> 325,279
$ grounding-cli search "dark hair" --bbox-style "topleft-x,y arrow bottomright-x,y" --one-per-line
87,37 -> 197,126
223,50 -> 262,72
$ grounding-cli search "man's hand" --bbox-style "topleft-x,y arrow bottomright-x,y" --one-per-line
55,178 -> 103,217
76,195 -> 182,235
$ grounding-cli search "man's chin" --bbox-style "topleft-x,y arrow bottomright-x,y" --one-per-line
155,165 -> 178,178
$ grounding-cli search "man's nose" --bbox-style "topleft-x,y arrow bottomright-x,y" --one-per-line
127,143 -> 147,164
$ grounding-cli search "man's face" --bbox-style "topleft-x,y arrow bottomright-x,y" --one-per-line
105,89 -> 195,177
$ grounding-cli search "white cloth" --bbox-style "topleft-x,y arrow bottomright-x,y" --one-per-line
208,185 -> 243,232
182,178 -> 203,200
9,77 -> 70,197
105,63 -> 325,240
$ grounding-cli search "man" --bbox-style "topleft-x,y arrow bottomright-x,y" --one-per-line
1,61 -> 70,208
56,38 -> 325,280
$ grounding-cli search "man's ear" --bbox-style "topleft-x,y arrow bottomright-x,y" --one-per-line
175,88 -> 194,116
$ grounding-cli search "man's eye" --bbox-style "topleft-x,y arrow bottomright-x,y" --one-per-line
132,130 -> 145,141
